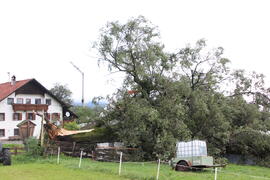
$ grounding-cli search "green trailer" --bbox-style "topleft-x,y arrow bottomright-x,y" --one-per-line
171,140 -> 223,171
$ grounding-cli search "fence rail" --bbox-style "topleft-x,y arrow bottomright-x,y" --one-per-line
9,147 -> 25,155
45,141 -> 138,161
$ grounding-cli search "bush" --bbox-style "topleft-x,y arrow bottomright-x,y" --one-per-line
24,137 -> 44,156
3,144 -> 24,148
228,128 -> 270,157
63,121 -> 80,130
228,128 -> 270,167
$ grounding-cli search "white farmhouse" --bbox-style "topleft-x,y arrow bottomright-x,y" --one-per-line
0,76 -> 77,141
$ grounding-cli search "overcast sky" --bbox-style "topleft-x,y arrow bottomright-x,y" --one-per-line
1,0 -> 270,103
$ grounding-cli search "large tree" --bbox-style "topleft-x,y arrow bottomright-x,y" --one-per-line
95,16 -> 270,161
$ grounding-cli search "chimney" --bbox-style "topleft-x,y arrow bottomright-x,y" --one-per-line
11,75 -> 16,85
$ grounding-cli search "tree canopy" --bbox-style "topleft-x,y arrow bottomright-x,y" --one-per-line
95,16 -> 270,162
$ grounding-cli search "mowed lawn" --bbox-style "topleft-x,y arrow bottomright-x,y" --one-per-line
0,155 -> 270,180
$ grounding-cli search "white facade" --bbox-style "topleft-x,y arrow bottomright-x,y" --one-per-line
0,92 -> 63,140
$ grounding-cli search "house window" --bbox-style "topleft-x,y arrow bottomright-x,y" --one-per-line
52,113 -> 60,121
0,129 -> 5,137
46,99 -> 51,105
16,98 -> 23,104
35,98 -> 41,104
14,128 -> 20,136
7,98 -> 14,105
27,113 -> 36,120
26,98 -> 31,104
0,113 -> 5,121
13,113 -> 22,121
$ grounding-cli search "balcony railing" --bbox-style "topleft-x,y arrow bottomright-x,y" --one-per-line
12,104 -> 48,111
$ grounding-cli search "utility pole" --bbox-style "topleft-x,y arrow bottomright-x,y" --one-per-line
70,61 -> 85,106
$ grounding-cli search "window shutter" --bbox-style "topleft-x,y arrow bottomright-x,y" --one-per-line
33,113 -> 36,120
19,113 -> 22,120
26,113 -> 29,120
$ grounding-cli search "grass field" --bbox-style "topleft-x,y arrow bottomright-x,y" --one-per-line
0,155 -> 270,180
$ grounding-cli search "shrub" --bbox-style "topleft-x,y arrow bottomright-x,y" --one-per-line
24,137 -> 44,156
228,128 -> 270,157
228,127 -> 270,167
63,121 -> 80,130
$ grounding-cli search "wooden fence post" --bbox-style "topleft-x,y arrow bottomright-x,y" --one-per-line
156,159 -> 161,180
79,150 -> 83,168
57,146 -> 60,164
118,152 -> 123,176
72,142 -> 76,156
14,147 -> 18,155
214,167 -> 217,180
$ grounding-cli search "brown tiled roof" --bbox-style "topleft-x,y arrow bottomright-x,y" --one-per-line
0,79 -> 33,101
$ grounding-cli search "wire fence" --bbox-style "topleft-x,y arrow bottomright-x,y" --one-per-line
53,147 -> 270,180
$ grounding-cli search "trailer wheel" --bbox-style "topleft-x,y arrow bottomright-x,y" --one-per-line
2,149 -> 11,166
175,160 -> 190,171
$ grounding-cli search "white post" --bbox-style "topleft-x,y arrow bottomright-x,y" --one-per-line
40,110 -> 44,147
57,147 -> 60,164
118,152 -> 123,176
156,159 -> 161,180
79,150 -> 83,168
214,167 -> 217,180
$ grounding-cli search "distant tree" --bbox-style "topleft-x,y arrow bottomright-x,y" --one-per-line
71,105 -> 104,127
50,83 -> 73,106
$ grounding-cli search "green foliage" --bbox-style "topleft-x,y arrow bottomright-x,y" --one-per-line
95,16 -> 270,163
63,121 -> 80,130
96,15 -> 170,100
228,128 -> 270,158
50,83 -> 73,106
3,144 -> 24,148
24,137 -> 43,157
186,91 -> 231,156
71,105 -> 104,126
106,96 -> 190,160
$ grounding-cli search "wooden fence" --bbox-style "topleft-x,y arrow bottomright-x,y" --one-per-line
6,141 -> 138,161
45,141 -> 138,161
9,147 -> 25,155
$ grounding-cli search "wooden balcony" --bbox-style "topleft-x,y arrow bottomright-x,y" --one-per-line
12,104 -> 48,112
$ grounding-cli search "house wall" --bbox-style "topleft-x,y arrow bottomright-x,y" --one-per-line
0,92 -> 63,140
